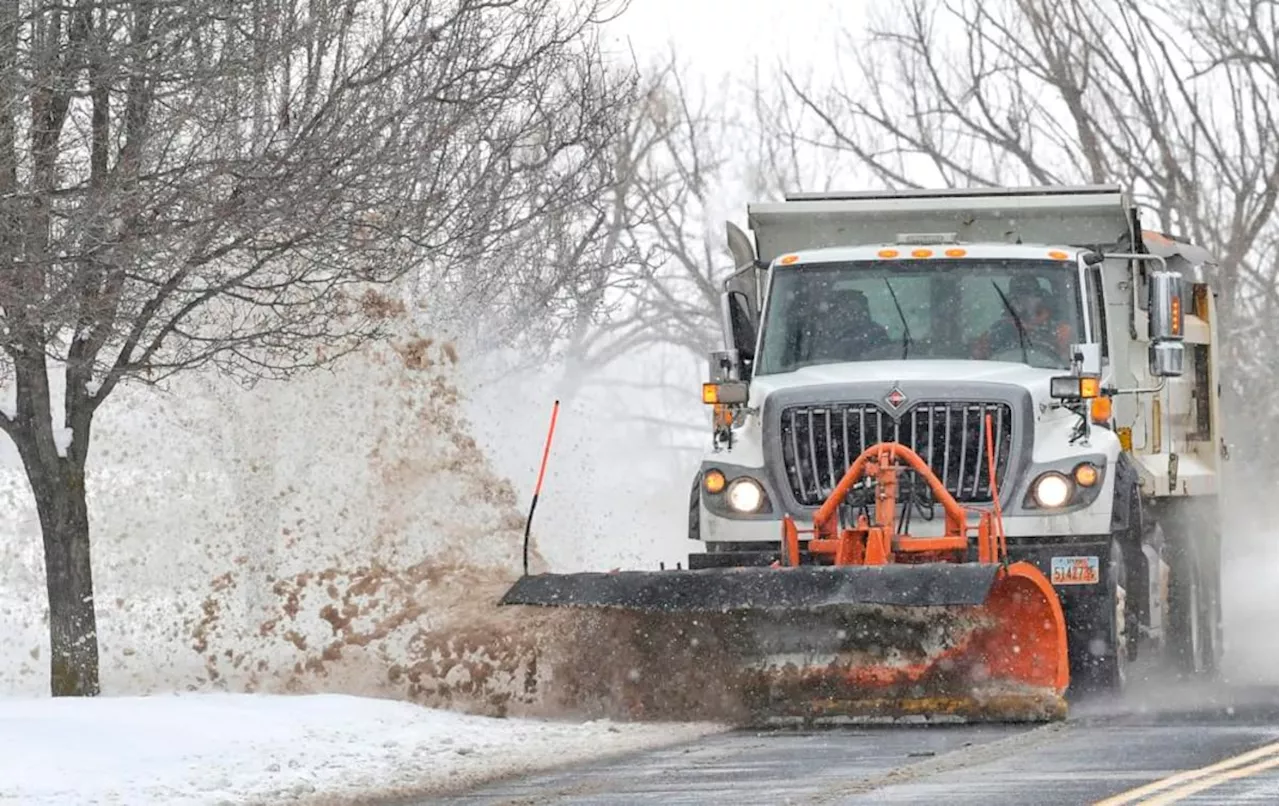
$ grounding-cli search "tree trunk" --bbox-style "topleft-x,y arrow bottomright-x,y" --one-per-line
25,451 -> 100,697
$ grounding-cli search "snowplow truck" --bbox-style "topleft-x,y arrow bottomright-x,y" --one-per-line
503,184 -> 1225,725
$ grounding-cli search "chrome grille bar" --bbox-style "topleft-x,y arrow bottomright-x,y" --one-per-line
778,401 -> 1014,507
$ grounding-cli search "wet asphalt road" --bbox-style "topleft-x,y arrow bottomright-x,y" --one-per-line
427,679 -> 1278,806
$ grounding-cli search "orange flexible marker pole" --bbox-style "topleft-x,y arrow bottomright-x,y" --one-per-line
523,400 -> 561,576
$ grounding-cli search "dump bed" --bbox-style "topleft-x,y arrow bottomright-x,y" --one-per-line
746,185 -> 1136,264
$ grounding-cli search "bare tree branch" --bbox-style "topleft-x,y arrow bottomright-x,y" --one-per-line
0,0 -> 639,697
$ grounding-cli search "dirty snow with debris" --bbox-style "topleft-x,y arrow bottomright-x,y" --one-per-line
0,313 -> 722,802
0,692 -> 723,805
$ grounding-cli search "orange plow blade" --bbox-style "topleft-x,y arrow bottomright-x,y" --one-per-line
728,431 -> 1071,724
500,559 -> 1070,725
735,560 -> 1069,724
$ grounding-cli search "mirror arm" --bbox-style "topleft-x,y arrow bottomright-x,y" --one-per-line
1107,378 -> 1168,396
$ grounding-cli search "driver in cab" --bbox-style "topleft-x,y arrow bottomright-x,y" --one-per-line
971,275 -> 1073,363
796,286 -> 892,363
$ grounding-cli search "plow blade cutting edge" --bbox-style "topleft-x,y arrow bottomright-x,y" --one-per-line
501,430 -> 1070,725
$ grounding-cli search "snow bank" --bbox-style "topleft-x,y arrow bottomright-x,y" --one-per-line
0,692 -> 723,805
0,296 -> 757,726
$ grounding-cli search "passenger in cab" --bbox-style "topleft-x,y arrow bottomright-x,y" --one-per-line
971,275 -> 1073,363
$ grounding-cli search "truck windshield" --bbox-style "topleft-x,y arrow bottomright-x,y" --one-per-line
755,258 -> 1085,375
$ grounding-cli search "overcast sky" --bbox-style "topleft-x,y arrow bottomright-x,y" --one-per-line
595,1 -> 882,227
603,0 -> 868,82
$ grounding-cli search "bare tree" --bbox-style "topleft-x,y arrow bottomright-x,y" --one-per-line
510,52 -> 844,457
539,52 -> 745,405
1192,4 -> 1280,434
550,49 -> 865,398
443,52 -> 740,407
0,0 -> 635,696
771,0 -> 1278,480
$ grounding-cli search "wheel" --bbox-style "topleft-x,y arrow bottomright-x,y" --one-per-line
1165,503 -> 1222,678
1071,480 -> 1147,696
1071,537 -> 1130,694
1201,514 -> 1224,670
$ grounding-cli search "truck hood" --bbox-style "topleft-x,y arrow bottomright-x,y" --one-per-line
750,360 -> 1068,417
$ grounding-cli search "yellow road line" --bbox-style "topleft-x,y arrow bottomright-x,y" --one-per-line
1094,741 -> 1279,806
1136,756 -> 1280,805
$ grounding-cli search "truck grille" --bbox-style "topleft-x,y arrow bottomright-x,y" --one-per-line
778,401 -> 1013,507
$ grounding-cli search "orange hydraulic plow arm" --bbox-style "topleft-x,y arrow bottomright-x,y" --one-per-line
774,413 -> 1071,705
782,413 -> 1009,569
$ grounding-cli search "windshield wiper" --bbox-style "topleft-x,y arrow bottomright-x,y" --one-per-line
884,279 -> 912,359
991,280 -> 1029,363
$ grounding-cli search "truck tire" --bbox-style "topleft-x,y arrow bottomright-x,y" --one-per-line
1072,478 -> 1146,695
1167,528 -> 1221,678
1164,500 -> 1222,678
1071,537 -> 1129,694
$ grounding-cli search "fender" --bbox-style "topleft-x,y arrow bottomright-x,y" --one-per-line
1109,451 -> 1143,534
1109,449 -> 1154,655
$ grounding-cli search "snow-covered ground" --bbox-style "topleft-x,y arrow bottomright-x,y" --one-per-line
0,313 -> 729,802
0,692 -> 723,805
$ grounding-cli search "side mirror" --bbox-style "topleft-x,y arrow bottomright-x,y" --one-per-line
718,290 -> 757,378
1150,342 -> 1185,378
1147,270 -> 1185,377
1148,270 -> 1184,342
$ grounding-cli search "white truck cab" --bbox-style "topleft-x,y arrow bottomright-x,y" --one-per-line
690,185 -> 1224,691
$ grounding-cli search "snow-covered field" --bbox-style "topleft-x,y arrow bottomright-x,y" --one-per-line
0,692 -> 723,805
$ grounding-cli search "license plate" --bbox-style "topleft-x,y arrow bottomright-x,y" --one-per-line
1051,556 -> 1100,585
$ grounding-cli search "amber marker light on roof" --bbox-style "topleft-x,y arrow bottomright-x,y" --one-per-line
911,248 -> 933,258
944,248 -> 967,257
878,249 -> 899,258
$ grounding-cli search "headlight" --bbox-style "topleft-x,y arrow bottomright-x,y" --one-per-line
1032,472 -> 1073,508
726,478 -> 765,513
